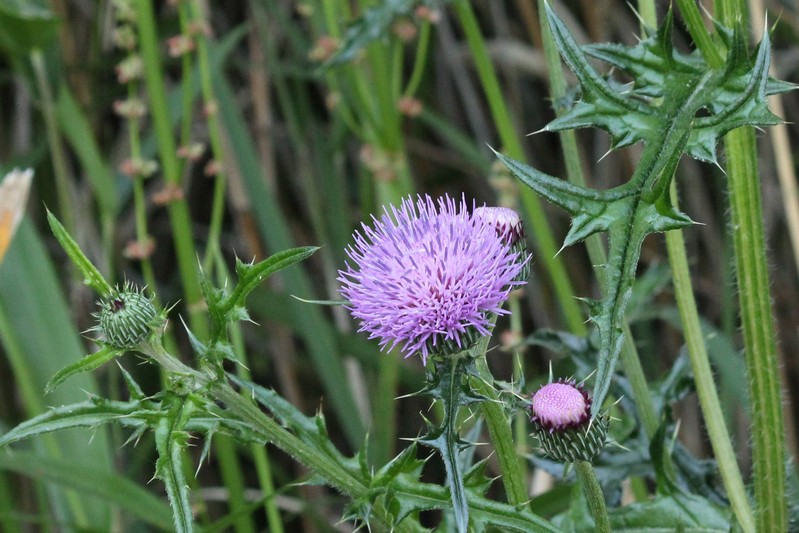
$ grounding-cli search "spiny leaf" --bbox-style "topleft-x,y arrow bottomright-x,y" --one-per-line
46,209 -> 113,297
500,4 -> 787,417
45,345 -> 123,393
391,476 -> 559,533
228,374 -> 361,475
608,492 -> 732,532
542,3 -> 656,149
414,356 -> 488,533
207,247 -> 318,341
0,398 -> 159,447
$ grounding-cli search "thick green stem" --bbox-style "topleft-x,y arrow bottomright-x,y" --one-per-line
675,0 -> 723,69
681,0 -> 787,527
209,381 -> 422,533
574,461 -> 610,533
636,0 -> 658,30
473,337 -> 527,506
509,296 -> 528,482
725,126 -> 787,532
666,182 -> 755,533
143,340 -> 418,532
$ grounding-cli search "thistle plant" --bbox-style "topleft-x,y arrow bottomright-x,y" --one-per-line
0,1 -> 795,532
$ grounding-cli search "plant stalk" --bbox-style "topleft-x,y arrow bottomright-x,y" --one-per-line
574,460 -> 610,533
665,181 -> 755,533
724,126 -> 787,532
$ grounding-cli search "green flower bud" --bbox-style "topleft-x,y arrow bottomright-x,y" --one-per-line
97,285 -> 161,348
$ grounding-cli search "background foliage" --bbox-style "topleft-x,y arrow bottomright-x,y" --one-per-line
0,0 -> 798,530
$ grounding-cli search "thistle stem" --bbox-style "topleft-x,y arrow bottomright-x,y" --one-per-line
666,182 -> 755,533
574,461 -> 610,533
142,339 -> 422,532
724,126 -> 787,532
473,343 -> 528,506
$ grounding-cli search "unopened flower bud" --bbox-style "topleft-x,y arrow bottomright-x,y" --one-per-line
308,36 -> 339,62
474,206 -> 530,282
152,183 -> 184,206
204,159 -> 222,177
113,0 -> 137,22
119,157 -> 158,179
177,142 -> 205,161
392,19 -> 417,42
414,6 -> 441,23
530,380 -> 608,463
96,285 -> 162,348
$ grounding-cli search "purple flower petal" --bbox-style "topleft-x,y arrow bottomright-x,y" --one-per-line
338,194 -> 528,363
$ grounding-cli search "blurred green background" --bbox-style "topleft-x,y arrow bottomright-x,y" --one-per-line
0,0 -> 797,530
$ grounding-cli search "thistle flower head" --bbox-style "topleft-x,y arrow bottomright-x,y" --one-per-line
94,283 -> 162,349
529,379 -> 608,463
338,194 -> 528,363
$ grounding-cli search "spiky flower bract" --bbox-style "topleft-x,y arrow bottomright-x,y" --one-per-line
338,194 -> 528,363
530,379 -> 608,463
95,283 -> 162,349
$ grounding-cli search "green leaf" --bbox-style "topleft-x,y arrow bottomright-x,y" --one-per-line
46,210 -> 113,297
0,451 -> 173,530
608,492 -> 732,532
0,399 -> 158,448
56,87 -> 118,217
499,4 -> 786,415
0,0 -> 58,58
0,218 -> 114,525
224,247 -> 319,315
229,375 -> 361,477
414,357 -> 487,533
45,345 -> 123,394
325,0 -> 425,66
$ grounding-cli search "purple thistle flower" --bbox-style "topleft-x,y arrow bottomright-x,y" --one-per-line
338,194 -> 528,363
529,379 -> 609,463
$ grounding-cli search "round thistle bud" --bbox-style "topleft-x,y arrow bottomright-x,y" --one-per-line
97,286 -> 161,348
473,206 -> 531,282
530,380 -> 608,463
